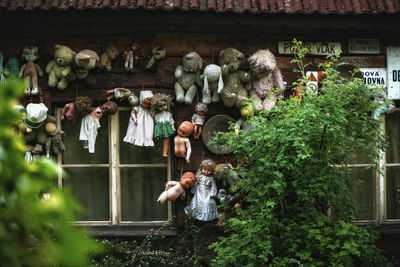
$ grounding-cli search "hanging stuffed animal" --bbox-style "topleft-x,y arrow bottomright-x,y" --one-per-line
142,46 -> 166,71
106,87 -> 138,106
191,102 -> 208,139
123,42 -> 141,73
73,49 -> 100,85
201,64 -> 224,104
99,45 -> 119,72
19,46 -> 44,96
184,159 -> 219,221
45,44 -> 75,90
44,122 -> 65,157
174,52 -> 203,105
157,171 -> 196,204
61,96 -> 93,121
4,57 -> 20,78
218,48 -> 250,108
123,90 -> 154,146
247,49 -> 285,111
151,93 -> 175,157
174,121 -> 193,163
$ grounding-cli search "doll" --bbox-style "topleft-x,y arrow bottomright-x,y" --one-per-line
101,100 -> 118,115
184,159 -> 219,221
79,106 -> 103,153
61,96 -> 92,121
191,102 -> 208,139
123,90 -> 154,146
151,93 -> 175,157
123,42 -> 141,73
106,87 -> 137,104
19,46 -> 43,96
174,121 -> 193,163
157,171 -> 196,204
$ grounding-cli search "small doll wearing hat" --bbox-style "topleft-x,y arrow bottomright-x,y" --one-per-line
123,90 -> 154,146
79,101 -> 117,153
151,93 -> 175,157
157,171 -> 196,204
184,159 -> 219,221
174,121 -> 193,163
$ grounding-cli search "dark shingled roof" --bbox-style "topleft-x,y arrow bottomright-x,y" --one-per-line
0,0 -> 399,14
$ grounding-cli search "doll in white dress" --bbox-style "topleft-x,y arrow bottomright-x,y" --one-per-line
123,90 -> 154,146
185,159 -> 219,221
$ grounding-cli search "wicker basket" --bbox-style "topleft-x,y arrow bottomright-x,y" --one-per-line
202,115 -> 236,155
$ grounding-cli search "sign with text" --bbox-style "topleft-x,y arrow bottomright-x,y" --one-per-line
349,39 -> 380,54
278,41 -> 341,55
387,47 -> 400,99
359,68 -> 387,88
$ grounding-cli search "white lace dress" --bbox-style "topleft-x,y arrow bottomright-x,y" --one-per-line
123,105 -> 154,146
185,173 -> 219,221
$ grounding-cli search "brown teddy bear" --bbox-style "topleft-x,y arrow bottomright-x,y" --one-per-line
247,49 -> 285,111
99,45 -> 119,72
218,48 -> 250,108
174,52 -> 203,105
74,49 -> 99,85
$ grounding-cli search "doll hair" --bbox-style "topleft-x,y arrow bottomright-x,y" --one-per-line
194,102 -> 208,114
74,96 -> 92,117
150,93 -> 173,115
197,159 -> 216,176
179,171 -> 196,188
102,101 -> 118,114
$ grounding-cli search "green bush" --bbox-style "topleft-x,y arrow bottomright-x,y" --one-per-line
209,42 -> 389,266
0,78 -> 100,266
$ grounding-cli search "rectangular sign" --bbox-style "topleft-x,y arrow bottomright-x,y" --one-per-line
278,41 -> 341,55
349,39 -> 380,54
387,47 -> 400,100
359,68 -> 387,88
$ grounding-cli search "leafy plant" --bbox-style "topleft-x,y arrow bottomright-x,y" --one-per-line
209,41 -> 389,266
0,78 -> 100,266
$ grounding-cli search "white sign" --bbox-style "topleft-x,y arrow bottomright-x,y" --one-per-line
305,71 -> 323,93
387,47 -> 400,100
349,39 -> 380,54
278,41 -> 341,55
359,68 -> 387,88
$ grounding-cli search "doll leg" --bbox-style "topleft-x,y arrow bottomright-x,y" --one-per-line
193,125 -> 198,139
31,76 -> 39,95
163,138 -> 170,157
197,125 -> 203,139
24,77 -> 31,95
157,191 -> 168,204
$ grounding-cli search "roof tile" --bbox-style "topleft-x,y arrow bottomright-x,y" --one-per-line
0,0 -> 398,13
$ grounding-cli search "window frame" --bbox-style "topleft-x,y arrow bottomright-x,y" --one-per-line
56,107 -> 172,227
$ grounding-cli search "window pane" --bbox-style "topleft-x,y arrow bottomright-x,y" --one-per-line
385,111 -> 400,164
121,168 -> 168,221
119,110 -> 168,164
349,167 -> 376,220
386,167 -> 400,219
63,168 -> 109,221
62,117 -> 109,164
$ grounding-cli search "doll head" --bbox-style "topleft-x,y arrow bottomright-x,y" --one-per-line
151,93 -> 172,114
101,101 -> 118,114
179,171 -> 196,189
177,121 -> 193,137
139,90 -> 153,109
198,159 -> 216,176
194,102 -> 208,115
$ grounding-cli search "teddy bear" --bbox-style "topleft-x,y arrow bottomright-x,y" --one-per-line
174,52 -> 203,105
247,49 -> 285,111
218,48 -> 250,108
73,49 -> 100,85
201,64 -> 224,104
214,163 -> 241,190
46,44 -> 75,90
99,45 -> 119,72
19,46 -> 44,96
142,46 -> 166,71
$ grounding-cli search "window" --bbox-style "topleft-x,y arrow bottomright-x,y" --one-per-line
351,109 -> 400,224
56,107 -> 172,226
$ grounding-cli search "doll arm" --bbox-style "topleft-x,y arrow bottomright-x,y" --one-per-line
61,103 -> 71,120
239,70 -> 251,83
210,177 -> 218,197
165,181 -> 178,191
180,190 -> 186,200
61,66 -> 71,77
45,60 -> 56,74
19,64 -> 26,78
131,108 -> 138,124
35,63 -> 44,77
184,138 -> 192,163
